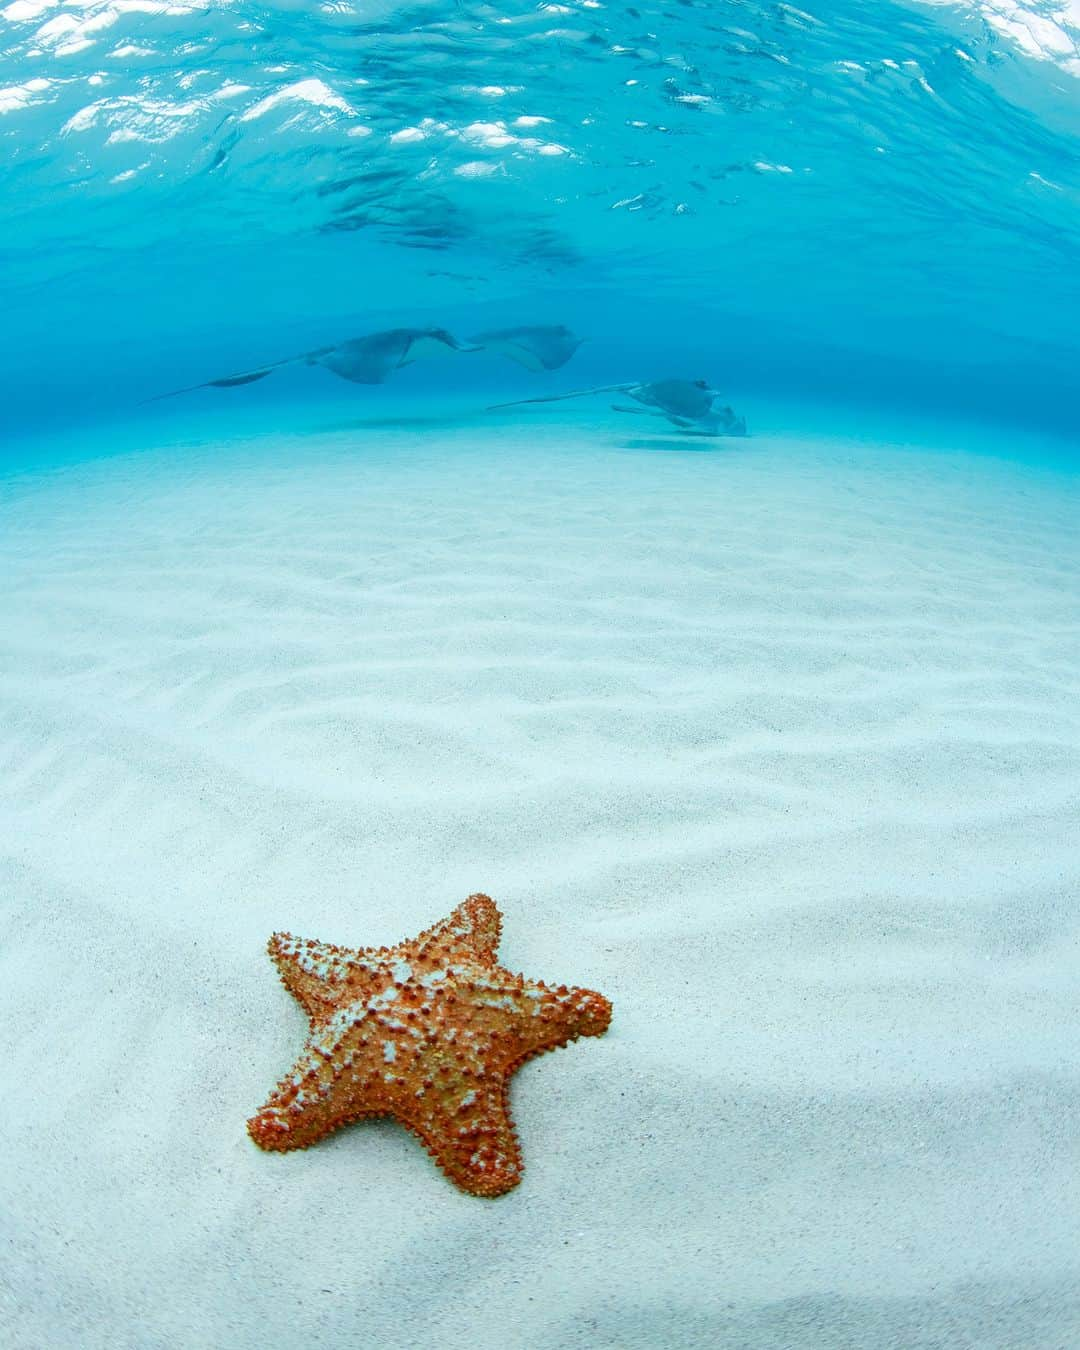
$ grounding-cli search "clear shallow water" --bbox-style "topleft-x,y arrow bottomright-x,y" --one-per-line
4,12 -> 1080,1343
1,0 -> 1079,445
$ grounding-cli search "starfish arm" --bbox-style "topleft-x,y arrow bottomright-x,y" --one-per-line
248,1031 -> 526,1197
400,1084 -> 524,1197
484,978 -> 613,1063
248,1040 -> 355,1152
247,1013 -> 397,1152
267,932 -> 379,1021
413,893 -> 502,966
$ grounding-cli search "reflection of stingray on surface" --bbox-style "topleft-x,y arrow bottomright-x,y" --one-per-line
146,327 -> 481,402
468,324 -> 583,371
489,378 -> 748,436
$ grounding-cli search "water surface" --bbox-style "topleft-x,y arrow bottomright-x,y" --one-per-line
2,0 -> 1079,445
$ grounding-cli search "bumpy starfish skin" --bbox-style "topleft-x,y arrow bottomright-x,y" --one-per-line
248,894 -> 612,1196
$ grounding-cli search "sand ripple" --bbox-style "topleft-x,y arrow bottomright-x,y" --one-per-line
2,423 -> 1078,1348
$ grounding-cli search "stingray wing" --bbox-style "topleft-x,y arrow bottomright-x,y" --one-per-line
398,328 -> 483,367
471,325 -> 584,371
313,332 -> 410,384
640,380 -> 716,420
313,329 -> 480,383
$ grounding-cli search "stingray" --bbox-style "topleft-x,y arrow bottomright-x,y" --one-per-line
146,327 -> 482,401
468,324 -> 584,372
488,379 -> 747,436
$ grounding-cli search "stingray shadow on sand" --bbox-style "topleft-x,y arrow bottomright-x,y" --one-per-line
616,437 -> 732,453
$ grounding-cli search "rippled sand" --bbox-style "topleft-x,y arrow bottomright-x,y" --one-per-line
2,416 -> 1078,1348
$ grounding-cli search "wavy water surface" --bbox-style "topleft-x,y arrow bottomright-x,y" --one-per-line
1,0 -> 1079,434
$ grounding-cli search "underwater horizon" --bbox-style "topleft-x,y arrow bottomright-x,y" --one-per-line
2,0 -> 1079,449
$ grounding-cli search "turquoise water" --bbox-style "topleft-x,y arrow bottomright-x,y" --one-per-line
4,10 -> 1080,1344
2,0 -> 1079,449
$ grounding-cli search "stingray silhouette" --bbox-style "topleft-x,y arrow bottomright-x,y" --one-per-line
145,327 -> 482,402
468,324 -> 584,371
146,323 -> 586,402
488,379 -> 747,436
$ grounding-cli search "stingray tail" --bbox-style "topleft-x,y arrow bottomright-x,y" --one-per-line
486,383 -> 634,412
141,349 -> 331,404
141,368 -> 275,405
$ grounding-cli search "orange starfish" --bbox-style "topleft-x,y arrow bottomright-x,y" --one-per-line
248,893 -> 612,1196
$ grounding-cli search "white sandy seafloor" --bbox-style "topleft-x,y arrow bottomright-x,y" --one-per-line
1,409 -> 1078,1350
